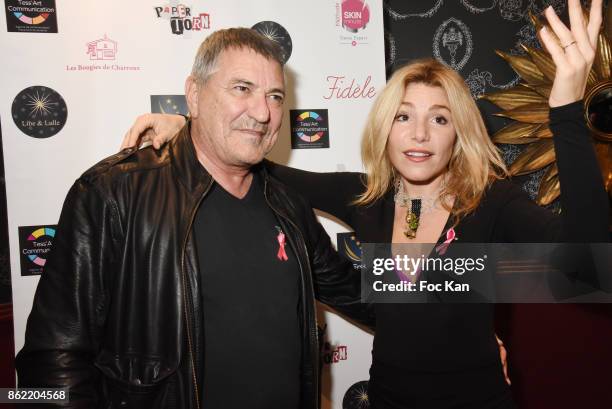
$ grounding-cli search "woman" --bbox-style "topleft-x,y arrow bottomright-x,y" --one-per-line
122,1 -> 608,407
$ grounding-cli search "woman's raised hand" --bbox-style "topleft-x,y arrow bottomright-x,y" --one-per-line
539,0 -> 603,107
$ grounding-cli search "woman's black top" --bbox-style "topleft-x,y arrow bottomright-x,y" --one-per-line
268,101 -> 609,408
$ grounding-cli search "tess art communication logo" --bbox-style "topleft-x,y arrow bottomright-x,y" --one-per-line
154,3 -> 210,35
18,225 -> 57,276
290,109 -> 329,149
11,86 -> 67,138
5,0 -> 58,33
335,0 -> 370,46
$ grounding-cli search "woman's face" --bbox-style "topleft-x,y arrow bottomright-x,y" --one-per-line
387,83 -> 456,188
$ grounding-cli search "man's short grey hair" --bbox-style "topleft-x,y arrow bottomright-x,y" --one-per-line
191,27 -> 284,83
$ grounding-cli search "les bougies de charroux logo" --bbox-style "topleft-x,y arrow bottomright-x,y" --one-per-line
154,3 -> 210,35
18,225 -> 57,276
12,86 -> 67,138
335,0 -> 370,46
86,34 -> 117,60
65,34 -> 141,72
5,0 -> 58,33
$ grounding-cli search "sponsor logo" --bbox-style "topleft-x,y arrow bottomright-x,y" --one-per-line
12,86 -> 67,138
251,21 -> 292,64
5,0 -> 58,33
335,0 -> 370,46
322,341 -> 348,365
18,225 -> 56,276
154,3 -> 210,36
343,380 -> 370,409
87,34 -> 117,60
340,0 -> 370,32
150,95 -> 188,115
337,232 -> 363,269
324,75 -> 376,100
65,34 -> 141,72
433,17 -> 473,71
290,109 -> 329,149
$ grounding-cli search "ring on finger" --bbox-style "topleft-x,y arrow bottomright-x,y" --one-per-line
562,40 -> 577,50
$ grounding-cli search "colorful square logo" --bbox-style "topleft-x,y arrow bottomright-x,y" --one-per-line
5,0 -> 58,33
290,109 -> 330,149
18,225 -> 57,276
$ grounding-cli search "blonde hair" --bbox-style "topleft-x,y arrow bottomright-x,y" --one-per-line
356,59 -> 508,223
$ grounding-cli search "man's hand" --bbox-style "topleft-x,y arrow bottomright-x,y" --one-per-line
497,334 -> 511,385
120,113 -> 186,150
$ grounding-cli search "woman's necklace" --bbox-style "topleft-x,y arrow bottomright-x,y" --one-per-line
394,180 -> 442,239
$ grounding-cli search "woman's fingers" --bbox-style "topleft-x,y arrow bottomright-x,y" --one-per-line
539,25 -> 566,67
544,5 -> 575,46
121,114 -> 155,150
545,5 -> 587,66
568,0 -> 592,60
538,5 -> 587,107
587,0 -> 603,49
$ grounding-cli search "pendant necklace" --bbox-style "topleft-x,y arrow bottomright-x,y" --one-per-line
394,180 -> 441,239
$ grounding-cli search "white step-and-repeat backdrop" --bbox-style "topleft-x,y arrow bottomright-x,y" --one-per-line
1,1 -> 385,406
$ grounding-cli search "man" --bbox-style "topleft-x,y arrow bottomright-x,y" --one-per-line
16,28 -> 368,409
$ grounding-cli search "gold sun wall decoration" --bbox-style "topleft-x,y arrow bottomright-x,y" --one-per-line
482,9 -> 612,207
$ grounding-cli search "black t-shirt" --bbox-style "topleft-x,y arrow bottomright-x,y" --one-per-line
193,172 -> 301,409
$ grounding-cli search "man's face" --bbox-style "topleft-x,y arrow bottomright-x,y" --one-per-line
187,47 -> 285,168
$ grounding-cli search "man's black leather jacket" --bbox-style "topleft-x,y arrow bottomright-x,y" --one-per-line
16,124 -> 370,408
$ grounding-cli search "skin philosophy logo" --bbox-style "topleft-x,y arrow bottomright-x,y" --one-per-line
335,0 -> 370,46
323,75 -> 376,100
340,0 -> 370,32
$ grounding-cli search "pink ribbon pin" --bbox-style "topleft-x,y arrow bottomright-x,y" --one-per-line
277,231 -> 289,261
435,228 -> 456,256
